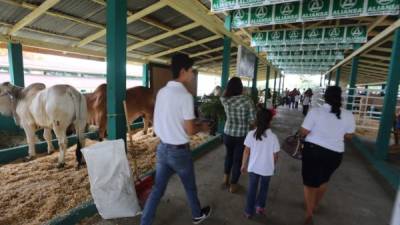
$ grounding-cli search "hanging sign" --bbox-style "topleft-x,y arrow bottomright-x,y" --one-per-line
231,0 -> 399,28
211,0 -> 300,12
259,43 -> 354,51
272,58 -> 337,66
267,50 -> 344,60
251,25 -> 367,46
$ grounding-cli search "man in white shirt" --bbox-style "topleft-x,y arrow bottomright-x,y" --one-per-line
140,54 -> 211,225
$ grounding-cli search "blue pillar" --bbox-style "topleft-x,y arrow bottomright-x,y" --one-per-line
335,67 -> 341,86
142,63 -> 149,87
7,42 -> 24,87
347,43 -> 361,110
221,13 -> 232,90
376,28 -> 400,160
106,0 -> 127,141
264,65 -> 271,108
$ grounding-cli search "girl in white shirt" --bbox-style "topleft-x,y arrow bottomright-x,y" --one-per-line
241,108 -> 280,218
300,86 -> 356,225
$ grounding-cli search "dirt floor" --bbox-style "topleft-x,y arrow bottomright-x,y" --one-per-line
0,129 -> 211,225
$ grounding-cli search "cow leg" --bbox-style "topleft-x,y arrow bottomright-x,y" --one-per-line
98,112 -> 106,141
143,114 -> 149,135
53,125 -> 67,168
23,124 -> 37,160
44,128 -> 55,154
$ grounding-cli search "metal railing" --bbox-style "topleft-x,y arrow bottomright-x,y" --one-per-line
313,87 -> 400,131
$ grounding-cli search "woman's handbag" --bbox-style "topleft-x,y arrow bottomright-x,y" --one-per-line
282,132 -> 304,160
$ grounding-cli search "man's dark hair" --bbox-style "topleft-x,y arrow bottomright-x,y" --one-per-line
171,53 -> 194,79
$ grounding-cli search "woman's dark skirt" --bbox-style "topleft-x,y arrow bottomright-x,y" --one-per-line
302,142 -> 343,188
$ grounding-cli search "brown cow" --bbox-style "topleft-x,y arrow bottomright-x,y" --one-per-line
85,84 -> 155,139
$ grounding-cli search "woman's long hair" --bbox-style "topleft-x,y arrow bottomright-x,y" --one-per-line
224,77 -> 243,97
324,86 -> 342,119
254,107 -> 273,141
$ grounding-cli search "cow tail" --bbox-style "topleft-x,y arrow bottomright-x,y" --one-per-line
71,89 -> 87,168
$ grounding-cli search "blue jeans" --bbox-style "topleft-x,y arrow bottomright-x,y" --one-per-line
223,134 -> 245,184
245,173 -> 271,215
140,143 -> 202,225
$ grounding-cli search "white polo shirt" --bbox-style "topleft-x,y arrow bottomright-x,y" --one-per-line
301,103 -> 356,153
154,81 -> 195,145
244,129 -> 280,176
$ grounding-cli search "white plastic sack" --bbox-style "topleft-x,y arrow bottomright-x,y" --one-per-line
81,139 -> 141,219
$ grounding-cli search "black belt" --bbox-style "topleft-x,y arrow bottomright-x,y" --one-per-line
161,142 -> 189,149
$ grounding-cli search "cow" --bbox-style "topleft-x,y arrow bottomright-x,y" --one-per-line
85,84 -> 155,139
0,82 -> 87,169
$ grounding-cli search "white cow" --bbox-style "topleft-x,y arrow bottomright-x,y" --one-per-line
0,82 -> 87,169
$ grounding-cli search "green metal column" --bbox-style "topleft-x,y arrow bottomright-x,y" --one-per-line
335,67 -> 341,86
328,72 -> 332,86
273,71 -> 277,106
376,28 -> 400,160
106,0 -> 127,141
278,73 -> 282,95
142,63 -> 150,87
347,43 -> 361,110
264,65 -> 271,108
251,58 -> 258,100
282,75 -> 285,92
221,13 -> 232,90
7,42 -> 24,87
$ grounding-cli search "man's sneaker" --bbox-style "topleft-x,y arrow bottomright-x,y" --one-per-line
192,206 -> 212,224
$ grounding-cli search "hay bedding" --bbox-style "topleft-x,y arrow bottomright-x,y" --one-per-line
0,129 -> 210,225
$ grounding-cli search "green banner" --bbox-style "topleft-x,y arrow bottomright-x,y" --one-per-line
302,0 -> 330,20
259,43 -> 354,51
367,0 -> 400,15
274,2 -> 301,23
211,0 -> 299,12
251,25 -> 367,46
332,0 -> 364,18
267,50 -> 344,60
231,0 -> 399,28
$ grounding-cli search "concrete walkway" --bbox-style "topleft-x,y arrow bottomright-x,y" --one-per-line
81,107 -> 394,225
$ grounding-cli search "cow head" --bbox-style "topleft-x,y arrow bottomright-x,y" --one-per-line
0,82 -> 14,116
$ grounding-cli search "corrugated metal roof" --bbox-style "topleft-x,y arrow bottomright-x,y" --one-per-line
62,23 -> 99,39
136,44 -> 166,55
127,21 -> 165,39
29,14 -> 76,34
150,6 -> 193,29
0,2 -> 30,24
52,0 -> 103,20
181,26 -> 215,40
157,35 -> 192,48
127,0 -> 160,11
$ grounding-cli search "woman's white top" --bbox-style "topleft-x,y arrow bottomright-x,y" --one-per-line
301,103 -> 356,153
244,129 -> 280,176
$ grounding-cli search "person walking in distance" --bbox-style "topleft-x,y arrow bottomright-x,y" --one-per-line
140,54 -> 211,225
